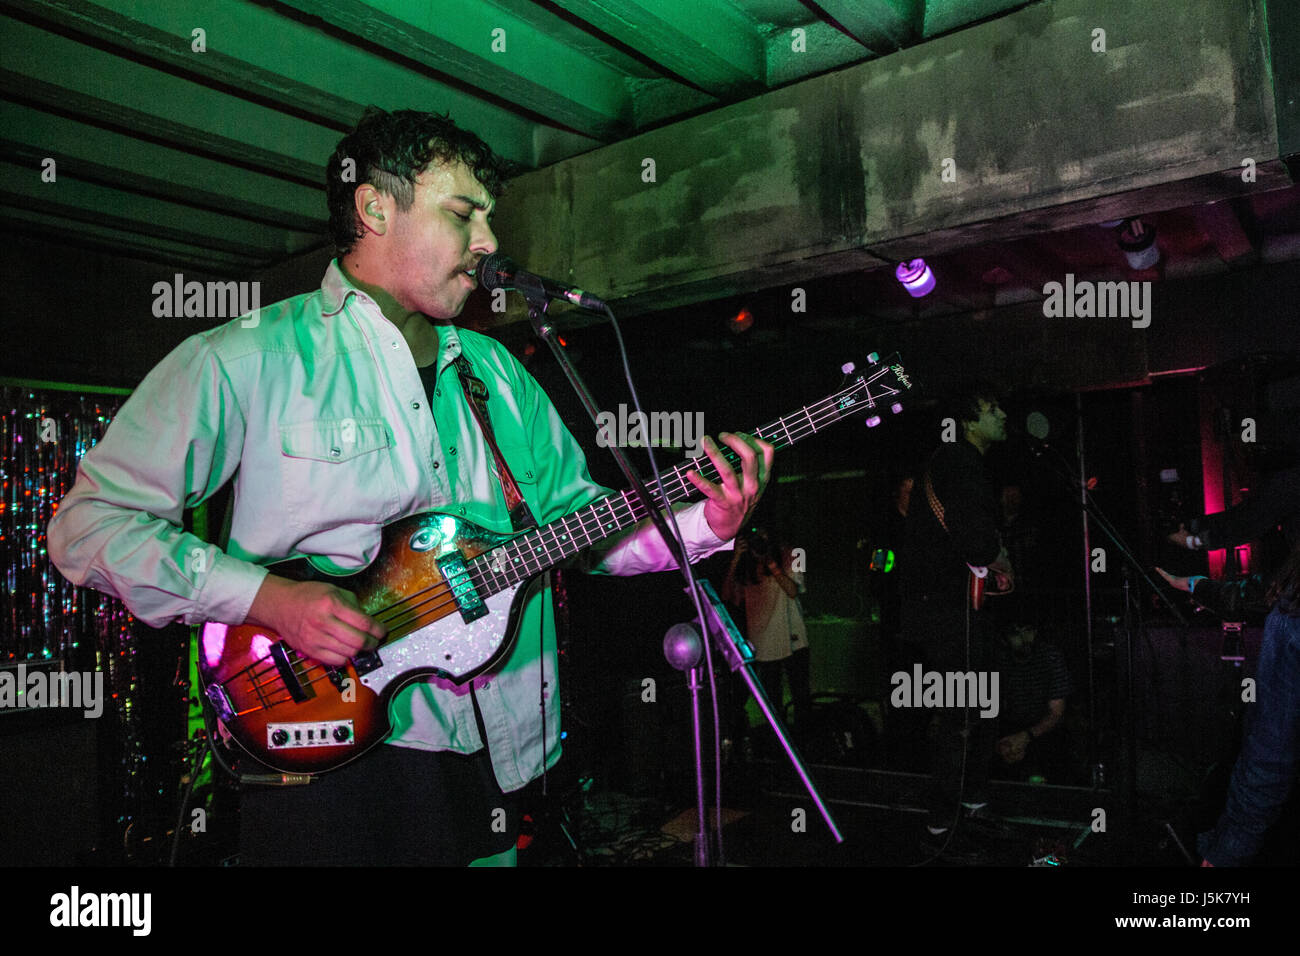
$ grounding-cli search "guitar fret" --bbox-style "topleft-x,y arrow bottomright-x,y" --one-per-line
471,358 -> 909,598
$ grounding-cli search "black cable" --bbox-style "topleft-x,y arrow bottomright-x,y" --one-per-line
168,734 -> 209,867
601,302 -> 728,863
540,570 -> 548,799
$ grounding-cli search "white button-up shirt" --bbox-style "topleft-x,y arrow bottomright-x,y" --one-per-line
48,260 -> 729,791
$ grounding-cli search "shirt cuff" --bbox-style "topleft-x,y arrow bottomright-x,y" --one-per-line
595,500 -> 733,575
191,551 -> 269,627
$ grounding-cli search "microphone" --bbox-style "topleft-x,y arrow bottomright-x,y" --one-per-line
476,252 -> 608,312
1025,411 -> 1050,441
1006,412 -> 1051,456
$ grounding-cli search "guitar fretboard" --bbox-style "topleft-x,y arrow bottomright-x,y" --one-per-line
466,360 -> 907,598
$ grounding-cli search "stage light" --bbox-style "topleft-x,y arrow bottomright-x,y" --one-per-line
1118,218 -> 1160,270
729,308 -> 754,334
895,259 -> 935,298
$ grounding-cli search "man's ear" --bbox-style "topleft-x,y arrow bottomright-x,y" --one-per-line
354,185 -> 390,237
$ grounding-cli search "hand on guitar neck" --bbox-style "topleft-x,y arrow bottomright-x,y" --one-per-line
245,575 -> 386,667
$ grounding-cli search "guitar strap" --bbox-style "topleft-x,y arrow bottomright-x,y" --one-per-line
923,468 -> 989,582
453,355 -> 538,532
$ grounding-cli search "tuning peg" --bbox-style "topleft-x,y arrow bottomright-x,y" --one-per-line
865,415 -> 882,428
891,403 -> 903,414
841,361 -> 856,375
867,352 -> 880,364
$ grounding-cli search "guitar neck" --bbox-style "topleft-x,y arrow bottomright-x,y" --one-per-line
471,356 -> 909,596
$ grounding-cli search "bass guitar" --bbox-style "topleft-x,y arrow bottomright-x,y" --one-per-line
199,355 -> 913,773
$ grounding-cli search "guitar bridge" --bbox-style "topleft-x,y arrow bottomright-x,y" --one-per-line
437,553 -> 488,624
205,683 -> 234,722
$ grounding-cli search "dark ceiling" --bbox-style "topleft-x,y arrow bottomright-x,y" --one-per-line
3,0 -> 1036,275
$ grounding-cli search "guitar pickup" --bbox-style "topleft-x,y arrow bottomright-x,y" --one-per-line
352,649 -> 382,676
437,553 -> 488,624
269,641 -> 312,703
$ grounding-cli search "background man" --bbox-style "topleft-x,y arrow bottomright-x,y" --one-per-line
897,381 -> 1010,840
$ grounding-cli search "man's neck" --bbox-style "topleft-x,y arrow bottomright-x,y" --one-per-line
965,432 -> 990,455
339,259 -> 439,365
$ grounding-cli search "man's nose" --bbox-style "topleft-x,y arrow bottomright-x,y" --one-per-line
473,221 -> 498,256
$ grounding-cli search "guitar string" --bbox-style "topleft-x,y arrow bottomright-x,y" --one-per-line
227,386 -> 893,709
234,415 -> 818,704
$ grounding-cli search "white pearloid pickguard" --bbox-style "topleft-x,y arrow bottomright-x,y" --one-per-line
357,580 -> 525,694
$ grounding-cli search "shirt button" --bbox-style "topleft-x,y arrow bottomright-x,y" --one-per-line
330,448 -> 341,458
432,461 -> 440,470
411,401 -> 421,410
481,681 -> 490,690
391,341 -> 399,350
435,388 -> 442,397
449,446 -> 457,456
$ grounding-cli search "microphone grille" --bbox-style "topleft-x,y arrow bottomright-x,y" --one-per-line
1026,411 -> 1050,440
476,252 -> 513,292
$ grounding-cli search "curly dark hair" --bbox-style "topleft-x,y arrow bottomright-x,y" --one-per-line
945,379 -> 1003,428
326,106 -> 514,255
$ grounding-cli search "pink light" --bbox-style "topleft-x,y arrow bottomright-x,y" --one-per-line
896,260 -> 936,298
1201,410 -> 1226,579
202,623 -> 227,669
251,634 -> 274,661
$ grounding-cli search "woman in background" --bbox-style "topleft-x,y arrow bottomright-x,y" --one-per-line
723,527 -> 811,735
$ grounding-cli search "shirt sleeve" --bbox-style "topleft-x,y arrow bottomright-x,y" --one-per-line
1045,645 -> 1072,700
509,356 -> 732,575
46,334 -> 268,628
1192,466 -> 1300,550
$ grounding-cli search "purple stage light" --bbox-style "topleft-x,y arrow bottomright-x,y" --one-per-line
895,260 -> 935,298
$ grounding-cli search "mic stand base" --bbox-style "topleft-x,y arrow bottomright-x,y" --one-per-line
693,579 -> 844,845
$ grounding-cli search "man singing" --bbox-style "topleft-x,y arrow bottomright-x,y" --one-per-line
48,107 -> 773,866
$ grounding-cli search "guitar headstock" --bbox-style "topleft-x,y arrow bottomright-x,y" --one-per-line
835,352 -> 914,427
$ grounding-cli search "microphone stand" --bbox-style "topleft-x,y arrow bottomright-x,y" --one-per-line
1026,431 -> 1187,859
688,580 -> 844,843
524,288 -> 842,861
524,290 -> 713,863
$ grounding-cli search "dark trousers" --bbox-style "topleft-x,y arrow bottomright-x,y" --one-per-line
238,744 -> 520,866
756,648 -> 812,732
900,605 -> 997,823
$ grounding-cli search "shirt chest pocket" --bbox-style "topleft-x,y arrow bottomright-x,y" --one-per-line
278,417 -> 401,535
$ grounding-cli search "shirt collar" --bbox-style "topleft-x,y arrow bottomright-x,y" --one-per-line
322,258 -> 465,372
320,258 -> 365,316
